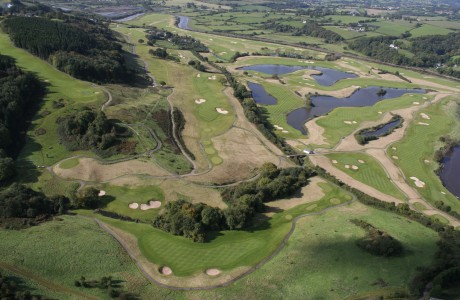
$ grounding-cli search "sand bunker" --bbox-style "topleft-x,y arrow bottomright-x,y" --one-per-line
196,74 -> 201,78
423,97 -> 428,100
351,165 -> 359,170
274,125 -> 284,130
332,160 -> 338,164
378,111 -> 383,114
208,75 -> 217,80
206,269 -> 221,276
98,190 -> 106,197
129,203 -> 139,209
160,266 -> 172,275
195,98 -> 206,104
418,122 -> 430,126
410,177 -> 426,188
140,201 -> 161,210
305,61 -> 315,64
352,121 -> 357,124
358,160 -> 365,164
345,164 -> 350,169
413,102 -> 420,105
392,156 -> 399,160
282,130 -> 289,133
441,191 -> 446,195
216,108 -> 229,115
420,113 -> 431,120
424,159 -> 430,163
344,121 -> 352,125
392,147 -> 397,150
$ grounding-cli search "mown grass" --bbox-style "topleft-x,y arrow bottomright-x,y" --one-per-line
410,24 -> 452,37
190,201 -> 439,299
388,98 -> 460,214
58,158 -> 80,169
327,153 -> 406,200
80,181 -> 352,276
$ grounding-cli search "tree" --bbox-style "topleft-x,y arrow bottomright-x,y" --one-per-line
0,157 -> 15,182
75,187 -> 100,209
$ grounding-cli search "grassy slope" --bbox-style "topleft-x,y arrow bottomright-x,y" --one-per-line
327,152 -> 406,200
389,98 -> 460,213
79,182 -> 352,276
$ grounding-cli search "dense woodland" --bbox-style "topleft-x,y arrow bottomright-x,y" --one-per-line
57,109 -> 134,158
152,163 -> 314,242
262,20 -> 343,43
0,272 -> 46,300
0,55 -> 45,183
2,16 -> 131,83
146,27 -> 208,52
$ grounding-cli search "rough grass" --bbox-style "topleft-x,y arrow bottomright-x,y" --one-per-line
58,158 -> 80,169
190,201 -> 439,299
326,153 -> 406,200
410,24 -> 452,37
80,182 -> 352,277
388,98 -> 460,214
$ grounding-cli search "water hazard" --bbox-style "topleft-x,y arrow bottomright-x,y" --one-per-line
247,82 -> 277,105
439,146 -> 460,198
286,87 -> 424,134
238,64 -> 358,86
178,16 -> 191,30
361,118 -> 403,138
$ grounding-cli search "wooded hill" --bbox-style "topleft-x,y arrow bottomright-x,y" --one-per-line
2,16 -> 132,83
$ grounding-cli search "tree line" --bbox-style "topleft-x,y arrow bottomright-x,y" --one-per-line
2,16 -> 132,83
152,163 -> 314,242
262,19 -> 343,43
0,55 -> 46,183
146,26 -> 208,52
0,272 -> 46,300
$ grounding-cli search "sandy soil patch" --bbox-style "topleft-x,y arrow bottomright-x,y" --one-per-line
299,117 -> 327,145
53,158 -> 171,182
140,201 -> 161,210
378,73 -> 406,82
418,122 -> 430,126
298,85 -> 359,99
206,269 -> 221,276
351,165 -> 359,170
420,113 -> 431,120
216,107 -> 229,114
129,203 -> 139,209
195,98 -> 206,104
160,266 -> 172,275
98,190 -> 106,197
265,177 -> 326,212
302,69 -> 322,80
410,177 -> 426,188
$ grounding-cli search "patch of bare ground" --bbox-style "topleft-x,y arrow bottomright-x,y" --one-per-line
191,127 -> 282,184
295,117 -> 328,146
298,85 -> 360,98
97,221 -> 252,288
336,61 -> 368,76
309,155 -> 404,204
407,77 -> 460,93
265,177 -> 326,214
53,158 -> 171,182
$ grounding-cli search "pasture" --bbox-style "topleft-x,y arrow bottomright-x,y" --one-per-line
327,152 -> 406,200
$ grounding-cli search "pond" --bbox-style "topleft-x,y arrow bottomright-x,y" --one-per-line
178,16 -> 191,30
247,82 -> 277,105
238,64 -> 358,86
360,118 -> 403,138
439,146 -> 460,198
286,87 -> 424,135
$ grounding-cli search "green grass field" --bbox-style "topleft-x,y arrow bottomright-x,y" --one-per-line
80,181 -> 352,276
410,24 -> 452,37
58,158 -> 80,169
327,153 -> 406,200
388,98 -> 460,214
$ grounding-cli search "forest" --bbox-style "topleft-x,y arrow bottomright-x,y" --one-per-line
0,272 -> 45,300
2,16 -> 131,83
152,163 -> 314,242
262,19 -> 343,43
0,55 -> 45,183
146,27 -> 209,52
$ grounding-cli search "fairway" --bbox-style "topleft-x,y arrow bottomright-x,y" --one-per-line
327,152 -> 406,200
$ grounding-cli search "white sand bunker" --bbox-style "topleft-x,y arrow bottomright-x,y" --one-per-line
195,98 -> 206,104
282,130 -> 289,133
358,160 -> 365,164
160,266 -> 172,275
98,190 -> 106,197
216,108 -> 229,115
424,159 -> 430,163
344,121 -> 352,125
392,156 -> 399,160
206,268 -> 221,276
392,147 -> 397,150
129,203 -> 139,209
274,125 -> 284,130
345,164 -> 350,169
441,191 -> 446,195
140,201 -> 162,210
332,160 -> 338,164
418,122 -> 430,126
305,61 -> 315,64
196,74 -> 201,78
378,111 -> 383,114
352,121 -> 357,124
413,102 -> 420,105
351,165 -> 359,170
208,75 -> 217,80
410,177 -> 426,188
420,113 -> 431,120
423,97 -> 428,100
